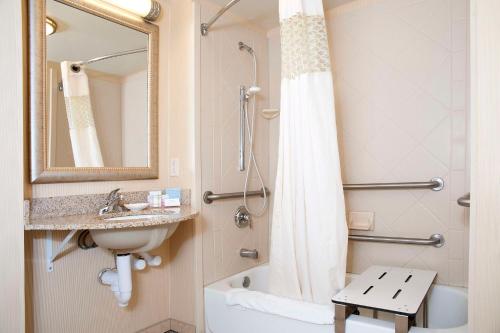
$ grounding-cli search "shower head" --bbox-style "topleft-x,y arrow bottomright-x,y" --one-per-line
239,41 -> 254,55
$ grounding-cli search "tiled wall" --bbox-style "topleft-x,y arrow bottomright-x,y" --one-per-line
268,0 -> 469,287
200,1 -> 271,285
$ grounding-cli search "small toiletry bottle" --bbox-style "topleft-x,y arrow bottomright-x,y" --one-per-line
148,190 -> 162,208
161,194 -> 169,207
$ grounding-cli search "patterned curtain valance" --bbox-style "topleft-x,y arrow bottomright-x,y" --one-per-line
281,13 -> 331,79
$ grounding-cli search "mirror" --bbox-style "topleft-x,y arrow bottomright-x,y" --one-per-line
29,0 -> 159,183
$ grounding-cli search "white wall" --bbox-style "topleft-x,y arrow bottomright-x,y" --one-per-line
121,69 -> 148,167
0,0 -> 26,331
90,73 -> 123,166
468,0 -> 500,330
267,0 -> 469,286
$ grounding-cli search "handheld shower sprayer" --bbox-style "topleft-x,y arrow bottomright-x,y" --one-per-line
238,41 -> 268,217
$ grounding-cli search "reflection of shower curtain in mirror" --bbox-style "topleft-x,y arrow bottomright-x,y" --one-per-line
60,61 -> 103,167
268,0 -> 348,305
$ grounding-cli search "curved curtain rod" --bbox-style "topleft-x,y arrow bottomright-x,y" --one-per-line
201,0 -> 242,36
74,47 -> 148,66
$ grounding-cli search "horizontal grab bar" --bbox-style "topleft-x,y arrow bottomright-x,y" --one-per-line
343,177 -> 444,191
457,193 -> 470,207
203,188 -> 270,204
348,233 -> 445,248
203,178 -> 443,205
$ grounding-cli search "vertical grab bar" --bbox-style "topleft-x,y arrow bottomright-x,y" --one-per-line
239,86 -> 246,171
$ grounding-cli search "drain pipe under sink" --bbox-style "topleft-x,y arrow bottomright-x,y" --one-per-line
99,253 -> 162,307
99,254 -> 143,307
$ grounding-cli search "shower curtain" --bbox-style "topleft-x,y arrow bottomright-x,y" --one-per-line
60,61 -> 104,167
268,0 -> 348,305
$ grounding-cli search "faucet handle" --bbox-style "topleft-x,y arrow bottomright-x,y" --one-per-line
106,188 -> 121,202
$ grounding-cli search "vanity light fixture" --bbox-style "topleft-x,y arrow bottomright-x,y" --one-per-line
99,0 -> 161,21
46,17 -> 57,36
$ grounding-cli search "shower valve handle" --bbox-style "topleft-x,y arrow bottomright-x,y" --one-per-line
234,206 -> 251,228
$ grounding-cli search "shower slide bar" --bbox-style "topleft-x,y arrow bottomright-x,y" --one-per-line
349,233 -> 445,248
201,0 -> 241,36
202,177 -> 444,204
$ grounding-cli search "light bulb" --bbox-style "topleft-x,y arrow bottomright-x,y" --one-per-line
99,0 -> 161,21
46,17 -> 57,36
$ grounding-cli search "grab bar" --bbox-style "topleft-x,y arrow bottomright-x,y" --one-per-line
457,193 -> 470,207
349,233 -> 445,248
203,178 -> 444,205
343,177 -> 444,191
203,188 -> 270,204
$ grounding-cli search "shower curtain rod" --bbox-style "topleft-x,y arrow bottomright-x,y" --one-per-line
74,47 -> 148,66
201,0 -> 242,36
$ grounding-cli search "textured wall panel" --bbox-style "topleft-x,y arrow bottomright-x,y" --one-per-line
200,1 -> 271,285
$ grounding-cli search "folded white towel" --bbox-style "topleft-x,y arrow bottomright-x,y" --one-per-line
225,288 -> 334,325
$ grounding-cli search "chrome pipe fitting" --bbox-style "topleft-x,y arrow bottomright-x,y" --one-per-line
240,248 -> 258,259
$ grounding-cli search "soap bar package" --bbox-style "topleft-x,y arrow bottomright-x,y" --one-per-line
162,188 -> 181,207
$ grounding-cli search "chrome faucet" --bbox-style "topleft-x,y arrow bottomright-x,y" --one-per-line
99,188 -> 125,215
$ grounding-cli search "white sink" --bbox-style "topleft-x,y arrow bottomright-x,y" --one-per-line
90,214 -> 179,253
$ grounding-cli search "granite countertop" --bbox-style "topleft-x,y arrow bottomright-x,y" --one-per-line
25,206 -> 198,231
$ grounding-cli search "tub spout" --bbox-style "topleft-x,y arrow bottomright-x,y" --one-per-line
240,248 -> 258,259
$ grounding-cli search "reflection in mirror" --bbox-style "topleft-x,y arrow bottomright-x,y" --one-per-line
46,0 -> 149,168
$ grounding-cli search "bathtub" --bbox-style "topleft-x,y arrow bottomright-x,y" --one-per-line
205,264 -> 467,333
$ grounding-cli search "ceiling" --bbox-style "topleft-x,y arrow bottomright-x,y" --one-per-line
46,0 -> 148,77
207,0 -> 355,30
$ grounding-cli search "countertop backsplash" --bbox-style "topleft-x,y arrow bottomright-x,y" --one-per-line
25,189 -> 191,219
